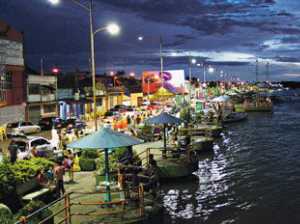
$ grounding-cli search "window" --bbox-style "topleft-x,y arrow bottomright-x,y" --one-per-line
31,140 -> 39,147
29,84 -> 40,95
7,122 -> 19,128
44,104 -> 56,113
96,98 -> 103,107
38,139 -> 50,145
0,69 -> 12,101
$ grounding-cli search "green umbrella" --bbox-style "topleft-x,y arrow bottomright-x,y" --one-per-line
68,127 -> 143,202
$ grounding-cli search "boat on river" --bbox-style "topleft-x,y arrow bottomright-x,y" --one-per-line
223,112 -> 248,123
179,124 -> 223,138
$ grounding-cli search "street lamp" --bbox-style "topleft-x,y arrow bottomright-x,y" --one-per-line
48,0 -> 120,132
188,58 -> 197,101
48,0 -> 59,5
208,66 -> 215,74
138,35 -> 164,79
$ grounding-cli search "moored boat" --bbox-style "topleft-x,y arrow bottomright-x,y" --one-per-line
223,112 -> 248,123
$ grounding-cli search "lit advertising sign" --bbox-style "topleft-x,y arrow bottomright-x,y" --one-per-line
142,70 -> 186,94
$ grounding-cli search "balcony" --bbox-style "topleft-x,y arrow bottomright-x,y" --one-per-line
27,94 -> 56,103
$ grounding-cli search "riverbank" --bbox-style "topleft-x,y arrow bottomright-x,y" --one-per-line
159,101 -> 300,224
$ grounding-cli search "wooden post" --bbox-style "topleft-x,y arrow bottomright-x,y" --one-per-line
67,193 -> 72,224
163,124 -> 167,159
138,184 -> 145,217
64,193 -> 71,224
146,148 -> 150,167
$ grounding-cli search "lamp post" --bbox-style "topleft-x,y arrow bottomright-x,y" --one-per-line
147,78 -> 150,100
189,58 -> 196,101
48,0 -> 120,131
138,35 -> 164,81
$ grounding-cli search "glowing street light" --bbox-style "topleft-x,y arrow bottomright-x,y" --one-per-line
48,0 -> 121,133
208,66 -> 215,73
48,0 -> 59,5
191,58 -> 197,64
137,35 -> 164,78
129,72 -> 135,77
106,23 -> 120,36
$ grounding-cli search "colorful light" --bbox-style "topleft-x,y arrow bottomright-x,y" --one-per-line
52,67 -> 60,74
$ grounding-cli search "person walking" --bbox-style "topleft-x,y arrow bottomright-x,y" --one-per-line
54,161 -> 65,197
8,142 -> 17,163
0,148 -> 3,163
67,150 -> 74,183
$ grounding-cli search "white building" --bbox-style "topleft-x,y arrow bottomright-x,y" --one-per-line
26,75 -> 57,123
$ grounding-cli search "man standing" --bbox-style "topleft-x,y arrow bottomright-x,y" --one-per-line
8,142 -> 17,163
54,161 -> 65,197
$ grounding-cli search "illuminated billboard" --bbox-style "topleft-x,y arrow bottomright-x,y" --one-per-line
142,70 -> 186,94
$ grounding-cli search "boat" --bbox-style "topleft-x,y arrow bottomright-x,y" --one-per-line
179,124 -> 223,138
223,112 -> 248,123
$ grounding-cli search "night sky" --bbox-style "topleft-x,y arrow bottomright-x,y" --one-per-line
1,0 -> 300,81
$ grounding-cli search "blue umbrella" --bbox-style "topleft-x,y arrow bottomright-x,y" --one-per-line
68,127 -> 143,202
145,112 -> 183,158
145,112 -> 182,125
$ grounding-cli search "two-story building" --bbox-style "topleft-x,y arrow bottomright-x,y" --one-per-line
26,74 -> 57,123
0,20 -> 26,125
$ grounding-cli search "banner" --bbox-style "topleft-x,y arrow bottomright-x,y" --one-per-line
142,70 -> 186,94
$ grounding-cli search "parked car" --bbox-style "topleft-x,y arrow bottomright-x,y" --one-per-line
7,121 -> 41,136
38,117 -> 64,130
8,135 -> 59,159
104,105 -> 135,117
64,118 -> 87,130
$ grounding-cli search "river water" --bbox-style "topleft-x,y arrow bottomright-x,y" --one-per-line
158,98 -> 300,224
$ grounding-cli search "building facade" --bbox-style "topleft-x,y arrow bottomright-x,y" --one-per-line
26,75 -> 57,123
0,20 -> 26,125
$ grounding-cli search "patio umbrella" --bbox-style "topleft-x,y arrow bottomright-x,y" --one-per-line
211,95 -> 230,102
145,112 -> 183,158
68,127 -> 143,202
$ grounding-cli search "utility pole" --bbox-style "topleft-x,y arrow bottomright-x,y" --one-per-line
255,59 -> 259,83
159,36 -> 164,88
266,62 -> 270,82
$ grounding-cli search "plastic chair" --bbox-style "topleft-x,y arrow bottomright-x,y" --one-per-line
0,127 -> 5,141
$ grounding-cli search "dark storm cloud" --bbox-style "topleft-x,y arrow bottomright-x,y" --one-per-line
275,11 -> 293,17
263,26 -> 300,35
274,56 -> 300,63
164,34 -> 196,47
280,36 -> 300,44
208,61 -> 250,66
2,0 -> 300,80
98,0 -> 277,34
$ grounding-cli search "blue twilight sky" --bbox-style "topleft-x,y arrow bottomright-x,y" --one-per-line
1,0 -> 300,81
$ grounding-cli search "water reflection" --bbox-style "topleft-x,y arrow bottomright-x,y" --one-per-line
160,100 -> 300,224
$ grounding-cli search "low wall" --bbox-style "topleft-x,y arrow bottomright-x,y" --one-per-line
0,104 -> 25,125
